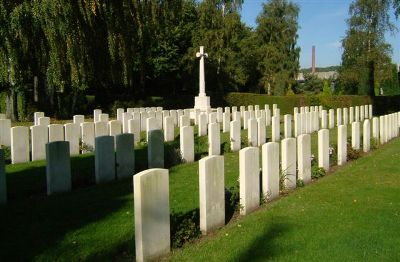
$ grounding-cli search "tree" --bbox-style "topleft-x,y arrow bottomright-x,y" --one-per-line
255,0 -> 300,95
339,0 -> 397,96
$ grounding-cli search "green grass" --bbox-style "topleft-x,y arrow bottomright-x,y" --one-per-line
0,121 -> 386,261
169,138 -> 400,261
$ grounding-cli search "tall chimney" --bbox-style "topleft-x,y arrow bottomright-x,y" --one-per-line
312,46 -> 316,74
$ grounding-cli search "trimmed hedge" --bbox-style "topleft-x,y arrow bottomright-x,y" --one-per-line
224,93 -> 372,115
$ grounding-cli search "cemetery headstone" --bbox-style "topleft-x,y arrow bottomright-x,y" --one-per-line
46,141 -> 71,195
95,136 -> 115,183
116,134 -> 135,179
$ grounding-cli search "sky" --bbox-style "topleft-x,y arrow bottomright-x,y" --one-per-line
240,0 -> 400,69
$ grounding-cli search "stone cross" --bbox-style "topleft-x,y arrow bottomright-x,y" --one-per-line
196,46 -> 208,97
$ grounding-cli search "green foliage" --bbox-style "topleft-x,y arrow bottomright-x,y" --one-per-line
298,73 -> 324,94
165,142 -> 183,168
296,179 -> 305,187
311,166 -> 326,179
347,141 -> 362,160
339,0 -> 397,96
171,211 -> 201,248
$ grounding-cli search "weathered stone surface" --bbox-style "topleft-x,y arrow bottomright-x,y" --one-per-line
240,147 -> 260,215
198,113 -> 208,137
271,116 -> 280,142
180,115 -> 190,127
134,168 -> 170,262
230,120 -> 241,152
128,119 -> 140,145
281,138 -> 296,190
30,125 -> 48,161
222,112 -> 230,133
109,120 -> 122,139
73,115 -> 85,125
262,142 -> 279,201
95,136 -> 115,183
257,117 -> 266,146
180,126 -> 194,163
99,113 -> 109,123
208,123 -> 220,156
294,113 -> 301,137
351,121 -> 360,150
38,117 -> 50,126
95,121 -> 109,138
93,109 -> 102,123
123,112 -> 133,133
337,125 -> 347,165
329,109 -> 335,129
247,118 -> 257,147
49,124 -> 64,142
297,134 -> 311,184
11,126 -> 29,164
343,108 -> 348,125
199,155 -> 225,234
336,108 -> 342,126
363,120 -> 371,152
117,108 -> 124,122
46,141 -> 71,195
81,122 -> 95,152
34,112 -> 44,125
116,133 -> 135,179
64,123 -> 80,155
0,119 -> 11,147
148,130 -> 164,168
0,149 -> 6,204
284,114 -> 292,138
318,129 -> 330,171
372,117 -> 379,141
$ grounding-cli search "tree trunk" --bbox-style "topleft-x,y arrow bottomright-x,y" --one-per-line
368,61 -> 375,97
5,89 -> 17,121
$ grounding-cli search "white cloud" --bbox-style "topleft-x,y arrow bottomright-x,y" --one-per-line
327,41 -> 342,49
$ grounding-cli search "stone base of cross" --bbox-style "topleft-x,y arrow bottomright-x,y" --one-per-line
194,95 -> 210,111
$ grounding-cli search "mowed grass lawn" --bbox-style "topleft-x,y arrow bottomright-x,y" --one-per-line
169,137 -> 400,262
0,122 -> 397,261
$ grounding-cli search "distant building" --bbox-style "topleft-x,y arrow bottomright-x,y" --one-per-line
296,71 -> 338,83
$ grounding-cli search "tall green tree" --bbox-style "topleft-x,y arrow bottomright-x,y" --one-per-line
340,0 -> 397,96
255,0 -> 300,95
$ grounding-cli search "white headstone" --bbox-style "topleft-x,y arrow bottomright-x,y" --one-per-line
257,117 -> 266,147
93,109 -> 102,123
243,111 -> 249,130
284,114 -> 292,138
262,142 -> 280,201
116,108 -> 124,122
321,110 -> 328,129
318,129 -> 329,171
81,122 -> 95,152
294,113 -> 301,137
0,119 -> 11,146
180,126 -> 194,163
65,123 -> 80,155
198,113 -> 208,137
163,116 -> 174,142
337,125 -> 347,165
11,126 -> 29,164
208,123 -> 220,156
146,117 -> 159,142
95,121 -> 108,137
372,117 -> 379,141
179,115 -> 190,127
336,108 -> 342,127
230,120 -> 241,152
351,121 -> 360,150
73,115 -> 84,125
248,118 -> 257,147
34,112 -> 45,125
363,120 -> 370,152
349,107 -> 354,123
49,124 -> 64,142
38,117 -> 50,126
271,116 -> 280,142
297,134 -> 311,184
134,168 -> 170,262
128,118 -> 141,145
222,112 -> 230,133
281,138 -> 296,190
329,109 -> 335,129
199,155 -> 225,234
109,120 -> 122,137
239,147 -> 260,215
30,125 -> 48,161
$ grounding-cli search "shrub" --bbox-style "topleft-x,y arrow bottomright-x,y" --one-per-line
170,211 -> 200,248
296,179 -> 305,187
164,143 -> 182,168
311,166 -> 326,179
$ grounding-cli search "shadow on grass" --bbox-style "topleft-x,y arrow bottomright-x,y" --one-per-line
237,221 -> 292,261
0,176 -> 134,260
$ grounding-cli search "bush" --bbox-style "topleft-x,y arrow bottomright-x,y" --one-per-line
311,166 -> 326,179
170,211 -> 200,248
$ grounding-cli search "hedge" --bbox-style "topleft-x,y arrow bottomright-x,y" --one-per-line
223,93 -> 372,115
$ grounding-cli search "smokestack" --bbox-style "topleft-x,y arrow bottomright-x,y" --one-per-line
312,46 -> 316,74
